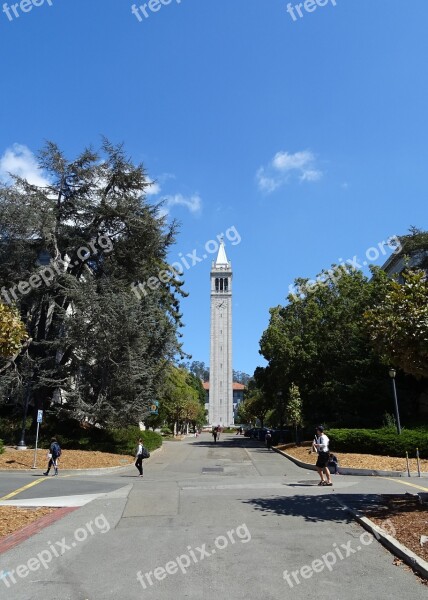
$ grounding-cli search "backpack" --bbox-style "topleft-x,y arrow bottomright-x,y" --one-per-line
52,442 -> 61,458
141,447 -> 150,459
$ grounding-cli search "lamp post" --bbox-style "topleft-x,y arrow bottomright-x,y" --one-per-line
388,368 -> 402,435
16,382 -> 32,450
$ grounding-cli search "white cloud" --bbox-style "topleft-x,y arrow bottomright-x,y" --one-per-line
144,174 -> 201,216
163,193 -> 202,214
256,149 -> 323,193
300,169 -> 323,182
256,168 -> 281,193
0,143 -> 49,187
145,177 -> 161,196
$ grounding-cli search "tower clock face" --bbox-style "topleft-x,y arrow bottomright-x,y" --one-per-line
216,300 -> 225,309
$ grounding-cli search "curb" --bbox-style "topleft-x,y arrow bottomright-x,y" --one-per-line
333,496 -> 428,580
273,447 -> 428,478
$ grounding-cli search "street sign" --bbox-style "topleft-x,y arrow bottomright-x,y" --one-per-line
150,401 -> 159,415
33,411 -> 43,469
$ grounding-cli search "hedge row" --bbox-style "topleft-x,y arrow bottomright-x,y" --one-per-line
0,439 -> 4,455
51,427 -> 162,455
327,428 -> 428,459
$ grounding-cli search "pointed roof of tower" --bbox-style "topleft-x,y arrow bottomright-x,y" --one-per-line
215,239 -> 229,266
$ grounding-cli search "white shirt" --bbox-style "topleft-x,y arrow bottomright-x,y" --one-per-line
136,443 -> 143,457
316,434 -> 329,452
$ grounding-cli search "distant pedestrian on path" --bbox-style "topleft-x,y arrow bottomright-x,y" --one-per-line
43,437 -> 61,476
135,438 -> 148,477
212,427 -> 218,443
311,426 -> 332,486
265,430 -> 272,450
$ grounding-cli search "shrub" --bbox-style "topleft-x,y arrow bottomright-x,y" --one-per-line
327,428 -> 428,459
0,439 -> 4,454
39,421 -> 162,455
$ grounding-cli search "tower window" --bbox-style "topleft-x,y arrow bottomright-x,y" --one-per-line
224,278 -> 228,292
215,278 -> 219,292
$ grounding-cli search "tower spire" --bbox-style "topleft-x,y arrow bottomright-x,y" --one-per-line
215,238 -> 229,266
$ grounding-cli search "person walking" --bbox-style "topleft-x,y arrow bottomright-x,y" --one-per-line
43,437 -> 61,476
212,427 -> 218,443
311,426 -> 332,486
135,438 -> 147,477
265,430 -> 272,450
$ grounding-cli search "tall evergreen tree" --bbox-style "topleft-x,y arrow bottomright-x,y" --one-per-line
0,140 -> 185,427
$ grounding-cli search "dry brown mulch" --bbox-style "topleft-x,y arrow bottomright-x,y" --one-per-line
280,445 -> 428,472
0,448 -> 134,470
366,496 -> 428,564
0,507 -> 56,539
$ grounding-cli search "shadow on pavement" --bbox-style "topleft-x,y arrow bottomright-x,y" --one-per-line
242,493 -> 352,524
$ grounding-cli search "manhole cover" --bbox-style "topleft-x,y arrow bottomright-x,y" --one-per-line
202,467 -> 224,473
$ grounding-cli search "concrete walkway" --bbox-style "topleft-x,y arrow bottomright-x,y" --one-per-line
0,434 -> 426,599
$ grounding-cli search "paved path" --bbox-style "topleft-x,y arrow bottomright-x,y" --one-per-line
0,434 -> 426,599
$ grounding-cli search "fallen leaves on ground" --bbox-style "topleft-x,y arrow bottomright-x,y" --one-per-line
0,507 -> 56,539
366,495 -> 428,564
0,448 -> 134,471
279,445 -> 428,472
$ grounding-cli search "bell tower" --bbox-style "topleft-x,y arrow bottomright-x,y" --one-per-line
209,240 -> 233,426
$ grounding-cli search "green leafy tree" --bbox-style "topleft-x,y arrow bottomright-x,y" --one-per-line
287,383 -> 303,442
0,140 -> 185,427
233,370 -> 252,385
259,265 -> 392,426
0,302 -> 28,360
239,374 -> 271,427
365,269 -> 428,378
157,366 -> 201,434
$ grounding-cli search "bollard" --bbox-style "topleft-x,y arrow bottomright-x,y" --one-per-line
405,451 -> 411,477
416,448 -> 421,478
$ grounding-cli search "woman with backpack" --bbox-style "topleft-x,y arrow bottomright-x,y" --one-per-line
135,438 -> 150,477
43,437 -> 61,476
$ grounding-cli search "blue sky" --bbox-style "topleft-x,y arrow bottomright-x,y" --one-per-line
1,0 -> 427,376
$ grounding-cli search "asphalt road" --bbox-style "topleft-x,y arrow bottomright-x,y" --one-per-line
0,434 -> 427,599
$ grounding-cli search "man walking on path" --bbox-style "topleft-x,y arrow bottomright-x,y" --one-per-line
212,427 -> 218,443
135,438 -> 149,477
43,437 -> 61,476
311,426 -> 332,486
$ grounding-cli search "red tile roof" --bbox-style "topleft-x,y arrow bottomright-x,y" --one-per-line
203,382 -> 246,390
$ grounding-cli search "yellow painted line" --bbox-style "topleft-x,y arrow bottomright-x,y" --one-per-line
0,477 -> 47,501
385,477 -> 428,493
